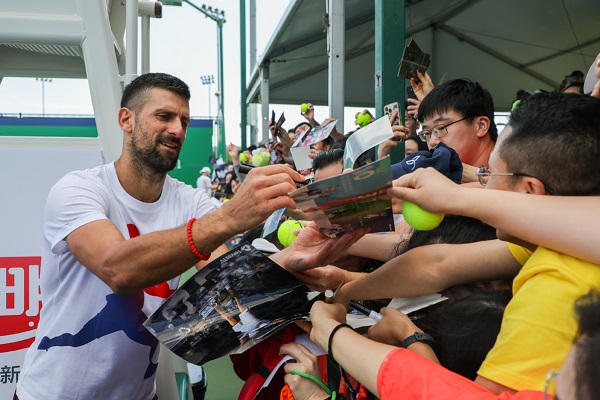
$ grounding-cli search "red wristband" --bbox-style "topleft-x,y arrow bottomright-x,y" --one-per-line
187,218 -> 210,261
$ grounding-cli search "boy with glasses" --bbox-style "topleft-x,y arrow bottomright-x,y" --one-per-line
418,78 -> 497,183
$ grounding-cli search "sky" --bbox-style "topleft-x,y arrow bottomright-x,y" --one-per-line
0,1 -> 370,148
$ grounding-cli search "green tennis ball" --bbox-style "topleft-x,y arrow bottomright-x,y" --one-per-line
239,153 -> 248,163
300,103 -> 309,113
402,201 -> 444,231
355,113 -> 371,127
252,152 -> 270,167
278,220 -> 303,247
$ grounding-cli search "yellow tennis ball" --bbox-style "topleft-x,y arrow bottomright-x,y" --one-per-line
239,153 -> 248,163
252,152 -> 270,167
300,103 -> 309,113
355,113 -> 371,127
277,220 -> 303,247
402,201 -> 444,231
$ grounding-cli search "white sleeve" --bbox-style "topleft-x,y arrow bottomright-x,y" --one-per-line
44,171 -> 110,254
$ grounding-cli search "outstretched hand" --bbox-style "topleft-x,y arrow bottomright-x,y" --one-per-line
387,167 -> 463,214
411,70 -> 434,100
274,223 -> 369,272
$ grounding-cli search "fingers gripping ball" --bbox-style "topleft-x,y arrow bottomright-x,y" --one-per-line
300,103 -> 309,113
278,220 -> 303,247
252,152 -> 270,167
355,113 -> 371,127
402,201 -> 444,231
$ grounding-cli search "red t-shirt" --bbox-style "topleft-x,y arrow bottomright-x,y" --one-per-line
377,348 -> 549,400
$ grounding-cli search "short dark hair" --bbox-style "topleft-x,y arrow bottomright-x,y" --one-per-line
418,79 -> 498,142
294,122 -> 312,133
501,92 -> 600,195
312,148 -> 344,172
574,291 -> 600,400
405,135 -> 429,152
121,73 -> 191,113
433,290 -> 512,380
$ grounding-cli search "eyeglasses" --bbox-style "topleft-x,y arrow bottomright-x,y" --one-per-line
543,369 -> 558,400
417,116 -> 472,143
476,166 -> 556,195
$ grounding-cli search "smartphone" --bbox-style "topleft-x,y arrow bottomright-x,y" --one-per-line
406,86 -> 417,101
384,101 -> 400,126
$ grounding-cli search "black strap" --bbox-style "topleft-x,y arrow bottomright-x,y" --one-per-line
327,323 -> 354,400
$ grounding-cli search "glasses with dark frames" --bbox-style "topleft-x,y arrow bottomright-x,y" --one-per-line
417,116 -> 474,143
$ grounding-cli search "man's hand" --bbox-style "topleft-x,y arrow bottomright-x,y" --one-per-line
378,110 -> 410,159
292,265 -> 351,292
388,167 -> 463,214
308,301 -> 348,350
280,343 -> 330,400
273,223 -> 369,272
302,102 -> 319,127
367,307 -> 420,347
221,164 -> 302,231
406,98 -> 421,121
227,143 -> 241,165
411,70 -> 434,101
321,117 -> 344,139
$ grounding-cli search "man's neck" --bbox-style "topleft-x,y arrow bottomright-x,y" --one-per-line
114,158 -> 166,203
470,139 -> 495,168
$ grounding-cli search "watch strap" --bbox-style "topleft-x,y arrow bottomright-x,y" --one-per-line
400,332 -> 436,350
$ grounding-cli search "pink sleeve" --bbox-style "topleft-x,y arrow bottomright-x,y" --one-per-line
376,348 -> 546,400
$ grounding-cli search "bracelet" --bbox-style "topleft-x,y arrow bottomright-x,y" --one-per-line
400,332 -> 436,350
327,323 -> 353,364
186,218 -> 210,261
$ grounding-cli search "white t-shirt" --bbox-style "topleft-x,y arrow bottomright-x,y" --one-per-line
196,174 -> 213,197
17,162 -> 215,400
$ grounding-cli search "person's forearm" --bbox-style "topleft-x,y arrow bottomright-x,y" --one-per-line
311,321 -> 394,397
346,233 -> 409,262
449,189 -> 600,264
93,206 -> 239,294
337,240 -> 520,304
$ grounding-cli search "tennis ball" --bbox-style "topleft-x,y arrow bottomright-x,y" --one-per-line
278,220 -> 303,247
252,152 -> 270,167
239,153 -> 248,163
355,113 -> 371,127
402,201 -> 444,231
300,103 -> 309,113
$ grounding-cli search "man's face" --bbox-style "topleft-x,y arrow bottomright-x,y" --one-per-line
422,110 -> 481,165
404,139 -> 419,157
129,88 -> 190,174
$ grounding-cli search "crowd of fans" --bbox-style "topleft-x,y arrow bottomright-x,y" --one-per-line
213,54 -> 600,400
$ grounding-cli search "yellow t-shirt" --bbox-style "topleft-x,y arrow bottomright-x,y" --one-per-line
478,246 -> 600,391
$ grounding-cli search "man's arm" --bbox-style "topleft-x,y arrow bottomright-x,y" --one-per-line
335,239 -> 521,305
66,165 -> 302,294
390,167 -> 600,265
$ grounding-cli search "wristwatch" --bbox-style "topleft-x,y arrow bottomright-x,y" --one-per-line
400,332 -> 436,350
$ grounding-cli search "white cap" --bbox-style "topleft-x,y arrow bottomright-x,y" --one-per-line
200,167 -> 211,174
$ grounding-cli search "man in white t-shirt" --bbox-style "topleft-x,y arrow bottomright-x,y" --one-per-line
196,166 -> 215,197
15,73 -> 366,400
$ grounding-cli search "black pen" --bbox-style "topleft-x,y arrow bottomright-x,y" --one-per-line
349,300 -> 423,322
349,300 -> 382,322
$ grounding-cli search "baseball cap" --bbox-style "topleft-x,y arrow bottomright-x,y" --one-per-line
391,142 -> 463,183
200,167 -> 211,174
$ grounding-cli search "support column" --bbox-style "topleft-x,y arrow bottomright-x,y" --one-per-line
260,65 -> 270,145
327,0 -> 345,133
375,0 -> 405,163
